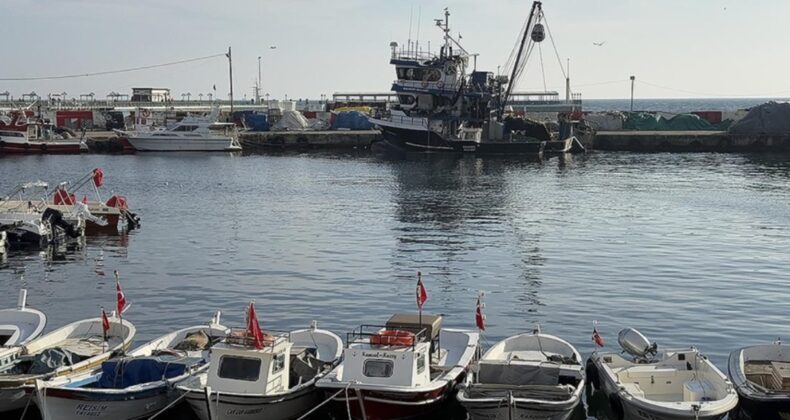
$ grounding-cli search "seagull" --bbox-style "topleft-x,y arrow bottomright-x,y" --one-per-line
593,41 -> 606,47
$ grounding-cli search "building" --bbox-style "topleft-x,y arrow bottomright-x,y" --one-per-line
131,88 -> 171,102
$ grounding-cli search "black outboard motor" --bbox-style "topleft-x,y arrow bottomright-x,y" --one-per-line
41,208 -> 81,239
124,210 -> 141,230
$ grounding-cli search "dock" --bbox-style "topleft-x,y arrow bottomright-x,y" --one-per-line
593,131 -> 790,152
239,130 -> 381,150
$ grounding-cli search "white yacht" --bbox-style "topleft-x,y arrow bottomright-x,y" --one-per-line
117,108 -> 241,152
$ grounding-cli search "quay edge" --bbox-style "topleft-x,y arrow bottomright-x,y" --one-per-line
593,131 -> 790,153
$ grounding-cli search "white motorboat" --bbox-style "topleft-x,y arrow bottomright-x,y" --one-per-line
0,182 -> 86,247
457,331 -> 585,420
728,339 -> 790,420
587,328 -> 738,420
316,313 -> 480,419
0,314 -> 135,413
37,312 -> 228,420
0,290 -> 46,349
116,107 -> 241,152
178,314 -> 343,420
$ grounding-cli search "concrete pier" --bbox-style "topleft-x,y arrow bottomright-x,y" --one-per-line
240,130 -> 381,150
594,131 -> 790,152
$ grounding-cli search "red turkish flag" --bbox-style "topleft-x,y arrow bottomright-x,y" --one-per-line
101,308 -> 110,340
475,297 -> 486,331
592,327 -> 605,348
247,302 -> 265,350
416,272 -> 427,310
116,279 -> 127,315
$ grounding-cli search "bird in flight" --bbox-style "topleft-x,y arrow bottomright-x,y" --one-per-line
593,41 -> 606,47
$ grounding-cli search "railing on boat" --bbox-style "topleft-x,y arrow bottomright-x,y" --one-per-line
346,324 -> 430,350
224,327 -> 291,349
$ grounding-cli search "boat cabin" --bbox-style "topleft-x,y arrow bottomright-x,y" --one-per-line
340,314 -> 444,388
206,330 -> 293,395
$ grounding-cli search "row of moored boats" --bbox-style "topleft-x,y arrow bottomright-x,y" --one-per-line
1,282 -> 788,420
0,168 -> 139,255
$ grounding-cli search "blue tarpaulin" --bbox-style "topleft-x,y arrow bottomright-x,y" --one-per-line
98,356 -> 193,389
332,111 -> 374,130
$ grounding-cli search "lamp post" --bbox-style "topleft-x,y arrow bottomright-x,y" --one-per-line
630,75 -> 636,113
199,93 -> 204,102
256,46 -> 277,104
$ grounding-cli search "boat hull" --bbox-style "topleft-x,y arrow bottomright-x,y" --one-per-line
0,140 -> 83,154
183,385 -> 322,420
462,398 -> 578,420
327,385 -> 456,420
377,124 -> 545,155
126,136 -> 240,152
0,387 -> 29,413
38,386 -> 171,420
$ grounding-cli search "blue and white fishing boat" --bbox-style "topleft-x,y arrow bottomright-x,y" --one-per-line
36,313 -> 227,420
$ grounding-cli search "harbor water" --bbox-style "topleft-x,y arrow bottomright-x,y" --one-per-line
1,151 -> 789,419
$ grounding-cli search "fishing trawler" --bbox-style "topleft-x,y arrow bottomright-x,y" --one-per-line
370,2 -> 581,155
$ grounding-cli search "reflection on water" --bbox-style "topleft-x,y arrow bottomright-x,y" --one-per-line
1,151 -> 789,419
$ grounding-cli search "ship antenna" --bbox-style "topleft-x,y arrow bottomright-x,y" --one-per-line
407,4 -> 413,56
415,6 -> 422,55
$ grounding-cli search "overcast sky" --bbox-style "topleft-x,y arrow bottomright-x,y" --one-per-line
1,0 -> 788,100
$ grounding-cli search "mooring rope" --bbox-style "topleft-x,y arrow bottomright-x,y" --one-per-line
295,382 -> 352,420
147,388 -> 191,420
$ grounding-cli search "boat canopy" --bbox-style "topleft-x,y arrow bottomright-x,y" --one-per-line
97,356 -> 199,389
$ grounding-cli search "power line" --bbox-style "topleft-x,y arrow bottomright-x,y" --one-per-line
0,53 -> 226,81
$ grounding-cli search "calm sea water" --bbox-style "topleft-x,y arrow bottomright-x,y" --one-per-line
1,150 -> 789,419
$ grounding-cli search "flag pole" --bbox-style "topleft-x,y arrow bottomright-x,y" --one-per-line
417,271 -> 422,330
114,270 -> 124,356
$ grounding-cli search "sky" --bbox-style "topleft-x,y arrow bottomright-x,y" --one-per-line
1,0 -> 789,100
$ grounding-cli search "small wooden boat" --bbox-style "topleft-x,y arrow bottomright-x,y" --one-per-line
178,318 -> 343,420
457,331 -> 584,420
0,290 -> 46,349
0,314 -> 135,413
37,313 -> 227,420
0,182 -> 86,247
728,340 -> 790,420
587,328 -> 738,420
316,313 -> 480,420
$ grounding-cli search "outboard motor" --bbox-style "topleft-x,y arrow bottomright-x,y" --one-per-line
618,328 -> 658,359
41,208 -> 81,239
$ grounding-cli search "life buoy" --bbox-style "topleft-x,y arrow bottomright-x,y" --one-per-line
370,329 -> 415,347
141,109 -> 151,118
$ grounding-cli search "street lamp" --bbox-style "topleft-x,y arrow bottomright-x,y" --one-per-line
199,93 -> 204,102
256,46 -> 277,104
186,92 -> 191,101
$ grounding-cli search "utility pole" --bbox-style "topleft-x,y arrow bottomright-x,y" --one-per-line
565,58 -> 571,102
227,46 -> 234,115
630,75 -> 636,113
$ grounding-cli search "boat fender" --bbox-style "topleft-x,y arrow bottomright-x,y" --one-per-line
586,359 -> 600,389
41,142 -> 47,151
609,394 -> 625,420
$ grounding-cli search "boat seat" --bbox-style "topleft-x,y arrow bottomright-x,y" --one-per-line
683,379 -> 714,402
621,382 -> 645,398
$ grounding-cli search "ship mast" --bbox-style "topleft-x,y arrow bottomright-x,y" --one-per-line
501,1 -> 542,118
